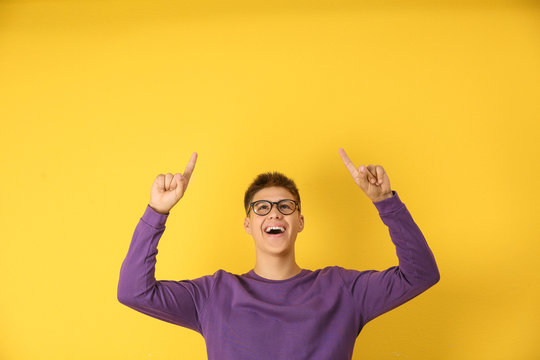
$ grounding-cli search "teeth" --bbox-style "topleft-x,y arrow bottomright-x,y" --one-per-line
265,226 -> 285,233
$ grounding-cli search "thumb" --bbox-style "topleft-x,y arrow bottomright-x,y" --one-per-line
356,165 -> 370,189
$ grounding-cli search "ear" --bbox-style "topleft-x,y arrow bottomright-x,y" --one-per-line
244,217 -> 252,235
298,214 -> 305,232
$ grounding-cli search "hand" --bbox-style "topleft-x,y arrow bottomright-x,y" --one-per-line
149,152 -> 198,214
338,148 -> 392,203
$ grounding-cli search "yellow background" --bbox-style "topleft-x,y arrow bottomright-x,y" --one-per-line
1,1 -> 539,359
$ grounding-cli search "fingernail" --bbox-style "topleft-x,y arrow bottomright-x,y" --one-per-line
360,166 -> 365,172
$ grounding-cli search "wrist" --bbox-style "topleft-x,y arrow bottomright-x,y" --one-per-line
372,191 -> 393,203
148,203 -> 170,215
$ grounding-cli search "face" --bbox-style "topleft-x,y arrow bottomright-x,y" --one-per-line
244,186 -> 305,257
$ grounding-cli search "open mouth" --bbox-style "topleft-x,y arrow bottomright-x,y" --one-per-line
264,226 -> 286,235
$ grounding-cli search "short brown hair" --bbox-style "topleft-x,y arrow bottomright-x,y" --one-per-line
244,172 -> 301,213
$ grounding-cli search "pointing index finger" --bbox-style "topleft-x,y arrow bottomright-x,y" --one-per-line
339,148 -> 358,177
183,152 -> 198,183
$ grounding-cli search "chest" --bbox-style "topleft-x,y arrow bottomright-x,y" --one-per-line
200,282 -> 358,341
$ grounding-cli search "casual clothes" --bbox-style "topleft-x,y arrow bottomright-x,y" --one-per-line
118,190 -> 439,360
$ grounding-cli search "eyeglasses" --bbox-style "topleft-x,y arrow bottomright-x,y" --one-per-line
247,199 -> 300,216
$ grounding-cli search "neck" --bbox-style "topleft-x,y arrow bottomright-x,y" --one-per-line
253,250 -> 302,280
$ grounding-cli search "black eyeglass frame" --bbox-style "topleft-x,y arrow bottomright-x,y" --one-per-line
247,199 -> 300,216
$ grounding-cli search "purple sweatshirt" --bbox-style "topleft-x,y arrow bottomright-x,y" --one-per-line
117,190 -> 439,360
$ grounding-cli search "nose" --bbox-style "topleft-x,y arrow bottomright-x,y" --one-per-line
267,203 -> 283,218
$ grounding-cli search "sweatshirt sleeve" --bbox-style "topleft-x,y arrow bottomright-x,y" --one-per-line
117,205 -> 215,334
338,190 -> 440,329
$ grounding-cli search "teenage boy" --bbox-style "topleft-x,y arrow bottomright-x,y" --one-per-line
118,149 -> 440,360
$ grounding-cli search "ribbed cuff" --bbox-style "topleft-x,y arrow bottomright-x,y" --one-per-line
141,204 -> 169,228
372,190 -> 405,215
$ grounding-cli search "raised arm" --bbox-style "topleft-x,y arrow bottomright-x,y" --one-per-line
117,152 -> 213,333
338,148 -> 440,326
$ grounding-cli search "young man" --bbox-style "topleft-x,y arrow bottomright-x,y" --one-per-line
117,149 -> 440,360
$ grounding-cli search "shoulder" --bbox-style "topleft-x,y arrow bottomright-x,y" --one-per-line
194,269 -> 234,282
315,265 -> 355,275
302,266 -> 371,294
178,269 -> 231,288
316,265 -> 376,285
197,269 -> 248,285
309,266 -> 350,283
